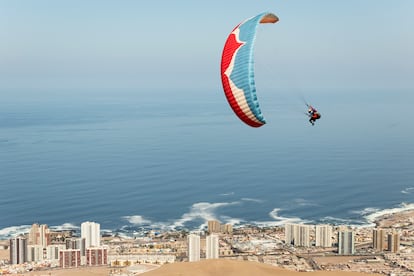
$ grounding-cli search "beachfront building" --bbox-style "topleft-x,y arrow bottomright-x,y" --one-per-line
86,247 -> 108,266
285,224 -> 295,245
373,228 -> 387,252
9,237 -> 27,264
208,220 -> 221,233
221,223 -> 233,234
28,223 -> 50,247
59,249 -> 81,268
46,244 -> 65,262
285,224 -> 310,247
207,220 -> 233,234
81,221 -> 101,248
387,232 -> 400,253
338,231 -> 355,255
315,225 -> 332,247
66,237 -> 86,253
66,237 -> 87,265
27,245 -> 44,262
298,225 -> 310,247
206,234 -> 219,259
188,233 -> 200,262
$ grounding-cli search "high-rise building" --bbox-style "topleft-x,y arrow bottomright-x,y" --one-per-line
285,224 -> 310,247
81,221 -> 100,248
373,229 -> 386,252
315,225 -> 332,247
208,220 -> 221,233
9,237 -> 27,264
28,223 -> 50,247
206,234 -> 219,259
188,233 -> 200,262
221,224 -> 233,234
285,224 -> 295,245
66,238 -> 86,254
387,233 -> 400,253
297,225 -> 310,247
338,231 -> 355,255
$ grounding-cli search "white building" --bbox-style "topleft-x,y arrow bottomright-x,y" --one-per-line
81,221 -> 100,248
206,234 -> 219,259
285,224 -> 310,247
9,237 -> 27,264
338,231 -> 355,255
46,244 -> 65,262
27,245 -> 44,262
188,233 -> 200,262
315,225 -> 332,247
285,224 -> 295,245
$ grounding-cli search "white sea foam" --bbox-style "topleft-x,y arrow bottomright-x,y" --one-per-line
49,223 -> 79,231
223,218 -> 244,226
350,207 -> 381,216
320,216 -> 365,225
0,223 -> 80,239
401,187 -> 414,194
119,201 -> 244,232
123,215 -> 152,225
4,202 -> 414,239
171,201 -> 241,229
252,208 -> 310,227
363,202 -> 414,224
338,203 -> 414,228
0,225 -> 31,239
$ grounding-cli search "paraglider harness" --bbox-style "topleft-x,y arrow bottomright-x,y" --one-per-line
307,105 -> 321,126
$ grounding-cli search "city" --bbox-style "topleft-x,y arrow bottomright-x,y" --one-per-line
1,209 -> 413,275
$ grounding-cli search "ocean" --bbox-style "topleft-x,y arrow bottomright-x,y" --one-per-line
1,88 -> 413,238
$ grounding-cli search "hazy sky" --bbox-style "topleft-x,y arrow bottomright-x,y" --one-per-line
1,1 -> 413,93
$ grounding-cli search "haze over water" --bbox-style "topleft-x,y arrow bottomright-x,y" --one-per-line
1,88 -> 413,238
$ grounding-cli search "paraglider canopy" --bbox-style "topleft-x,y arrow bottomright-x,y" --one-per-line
220,12 -> 279,128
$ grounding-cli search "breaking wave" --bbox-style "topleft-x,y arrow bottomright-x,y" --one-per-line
2,202 -> 413,240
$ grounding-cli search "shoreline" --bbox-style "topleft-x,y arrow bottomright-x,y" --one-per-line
374,209 -> 414,228
1,202 -> 413,240
0,206 -> 413,275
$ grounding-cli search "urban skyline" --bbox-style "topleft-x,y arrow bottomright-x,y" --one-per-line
2,214 -> 411,274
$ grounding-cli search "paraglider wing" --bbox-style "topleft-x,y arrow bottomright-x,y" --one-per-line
221,12 -> 278,127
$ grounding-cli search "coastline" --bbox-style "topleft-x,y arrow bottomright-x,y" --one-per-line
373,209 -> 414,228
0,206 -> 413,275
1,202 -> 414,241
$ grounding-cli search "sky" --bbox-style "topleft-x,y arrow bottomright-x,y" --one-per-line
1,0 -> 413,94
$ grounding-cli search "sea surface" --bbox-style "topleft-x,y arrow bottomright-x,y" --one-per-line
1,88 -> 413,238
